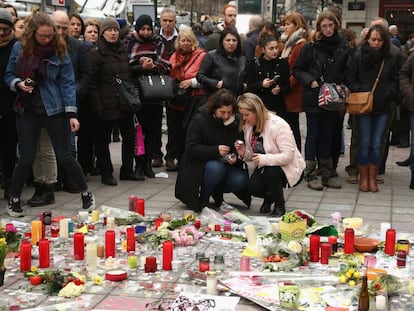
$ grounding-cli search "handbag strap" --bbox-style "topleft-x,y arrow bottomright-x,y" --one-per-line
371,60 -> 385,93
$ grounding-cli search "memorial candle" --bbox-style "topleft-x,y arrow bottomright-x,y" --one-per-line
126,227 -> 135,252
91,210 -> 100,222
128,195 -> 137,211
59,219 -> 68,239
20,240 -> 31,272
344,228 -> 355,254
162,240 -> 173,270
136,198 -> 145,216
86,243 -> 97,271
244,224 -> 257,247
31,220 -> 42,246
320,243 -> 331,265
105,230 -> 116,258
38,239 -> 50,268
96,243 -> 105,258
385,228 -> 396,256
73,232 -> 85,260
309,234 -> 320,262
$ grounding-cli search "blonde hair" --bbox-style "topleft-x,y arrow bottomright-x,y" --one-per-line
174,26 -> 198,51
237,93 -> 271,133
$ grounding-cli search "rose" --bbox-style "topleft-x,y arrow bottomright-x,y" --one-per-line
287,241 -> 303,253
30,275 -> 43,286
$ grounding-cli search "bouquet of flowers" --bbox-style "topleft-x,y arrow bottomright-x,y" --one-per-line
282,210 -> 316,227
169,225 -> 204,246
0,222 -> 21,269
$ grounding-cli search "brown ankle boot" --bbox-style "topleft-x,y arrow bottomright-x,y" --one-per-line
358,165 -> 369,192
368,164 -> 378,192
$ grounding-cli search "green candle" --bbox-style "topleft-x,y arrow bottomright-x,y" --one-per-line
128,254 -> 137,269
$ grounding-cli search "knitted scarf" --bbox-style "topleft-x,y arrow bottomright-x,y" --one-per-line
281,28 -> 307,58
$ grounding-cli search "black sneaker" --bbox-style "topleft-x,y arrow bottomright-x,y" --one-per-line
81,191 -> 95,211
7,197 -> 24,217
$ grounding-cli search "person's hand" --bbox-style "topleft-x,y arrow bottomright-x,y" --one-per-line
218,145 -> 230,156
141,57 -> 154,70
262,78 -> 274,89
252,153 -> 261,166
271,85 -> 281,95
17,80 -> 34,93
69,118 -> 80,132
310,80 -> 319,88
179,79 -> 192,89
216,80 -> 223,89
234,140 -> 245,158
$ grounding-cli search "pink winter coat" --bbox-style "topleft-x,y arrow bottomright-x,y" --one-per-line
242,112 -> 305,187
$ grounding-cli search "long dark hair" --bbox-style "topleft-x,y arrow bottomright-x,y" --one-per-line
366,24 -> 391,56
218,26 -> 242,57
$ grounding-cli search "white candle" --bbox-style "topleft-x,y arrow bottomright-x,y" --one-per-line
59,219 -> 68,239
140,255 -> 146,269
244,224 -> 257,247
206,271 -> 217,295
271,223 -> 280,234
79,211 -> 89,222
107,217 -> 115,229
86,243 -> 97,271
375,294 -> 387,310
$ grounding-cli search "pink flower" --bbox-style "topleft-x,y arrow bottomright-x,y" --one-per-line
331,212 -> 342,224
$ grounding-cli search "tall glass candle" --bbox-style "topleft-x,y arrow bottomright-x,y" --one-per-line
105,230 -> 116,258
320,243 -> 331,265
73,232 -> 85,260
59,219 -> 68,239
344,228 -> 355,254
136,198 -> 145,216
309,234 -> 320,262
20,240 -> 31,272
244,224 -> 257,247
385,228 -> 396,256
107,217 -> 115,229
91,210 -> 100,222
144,256 -> 157,273
162,240 -> 173,270
31,220 -> 42,246
86,243 -> 97,271
128,195 -> 137,211
126,227 -> 135,252
38,239 -> 50,268
155,218 -> 163,230
96,243 -> 105,258
206,271 -> 218,295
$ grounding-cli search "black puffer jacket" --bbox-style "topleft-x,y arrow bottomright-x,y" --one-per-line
197,49 -> 246,97
89,38 -> 132,120
0,37 -> 17,120
175,106 -> 242,211
346,42 -> 400,113
292,35 -> 351,113
399,54 -> 414,111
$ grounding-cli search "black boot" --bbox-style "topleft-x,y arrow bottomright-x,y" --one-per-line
133,157 -> 145,181
410,175 -> 414,190
142,159 -> 155,178
259,196 -> 272,214
396,157 -> 410,167
234,190 -> 251,209
269,203 -> 286,217
29,183 -> 55,207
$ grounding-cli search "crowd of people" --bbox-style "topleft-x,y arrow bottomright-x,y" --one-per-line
0,3 -> 413,218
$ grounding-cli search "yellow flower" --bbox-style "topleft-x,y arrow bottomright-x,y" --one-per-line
349,280 -> 356,287
339,275 -> 347,284
0,238 -> 6,246
31,267 -> 38,273
92,274 -> 104,285
353,271 -> 361,279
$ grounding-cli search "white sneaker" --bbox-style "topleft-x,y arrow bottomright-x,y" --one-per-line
81,191 -> 95,211
220,201 -> 234,211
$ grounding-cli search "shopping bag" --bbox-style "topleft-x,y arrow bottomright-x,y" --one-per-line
133,114 -> 145,156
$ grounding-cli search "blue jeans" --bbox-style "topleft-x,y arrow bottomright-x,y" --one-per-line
356,112 -> 388,165
199,160 -> 248,202
410,111 -> 414,173
305,112 -> 336,160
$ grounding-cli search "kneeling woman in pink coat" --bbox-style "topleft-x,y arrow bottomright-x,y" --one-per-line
235,93 -> 305,216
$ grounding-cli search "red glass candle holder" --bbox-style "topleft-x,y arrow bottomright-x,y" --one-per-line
309,234 -> 320,262
74,232 -> 85,260
385,228 -> 396,256
126,227 -> 135,252
38,239 -> 50,268
136,198 -> 145,216
128,195 -> 137,211
344,228 -> 355,254
320,243 -> 331,265
162,240 -> 173,270
105,230 -> 116,258
194,220 -> 201,229
199,258 -> 210,272
214,224 -> 221,232
155,218 -> 163,230
20,240 -> 32,272
145,256 -> 157,273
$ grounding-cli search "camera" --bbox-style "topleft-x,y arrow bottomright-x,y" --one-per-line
24,78 -> 35,87
221,154 -> 234,162
273,75 -> 280,83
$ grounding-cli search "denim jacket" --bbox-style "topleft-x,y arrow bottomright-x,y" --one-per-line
4,42 -> 77,116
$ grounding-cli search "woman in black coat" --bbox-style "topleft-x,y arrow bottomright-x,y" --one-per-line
175,89 -> 249,212
197,27 -> 246,97
293,10 -> 351,191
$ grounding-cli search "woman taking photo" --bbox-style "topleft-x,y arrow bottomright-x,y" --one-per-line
166,27 -> 206,172
346,25 -> 399,192
280,12 -> 309,151
197,27 -> 246,97
293,10 -> 351,191
235,93 -> 305,216
175,89 -> 249,212
88,17 -> 138,185
5,12 -> 94,217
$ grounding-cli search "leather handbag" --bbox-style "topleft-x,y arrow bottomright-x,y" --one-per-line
114,76 -> 142,114
137,74 -> 175,103
347,60 -> 385,115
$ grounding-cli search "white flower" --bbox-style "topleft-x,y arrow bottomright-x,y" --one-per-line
58,282 -> 85,298
287,240 -> 303,253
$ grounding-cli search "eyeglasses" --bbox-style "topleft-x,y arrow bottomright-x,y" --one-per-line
35,32 -> 55,40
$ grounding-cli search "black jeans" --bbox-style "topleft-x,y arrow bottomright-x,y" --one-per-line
249,166 -> 287,205
0,118 -> 18,180
11,111 -> 87,198
94,115 -> 135,178
137,104 -> 163,161
77,103 -> 96,175
165,106 -> 185,162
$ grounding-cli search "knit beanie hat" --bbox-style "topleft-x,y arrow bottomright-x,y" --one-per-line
135,15 -> 153,32
99,17 -> 120,36
0,9 -> 13,28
